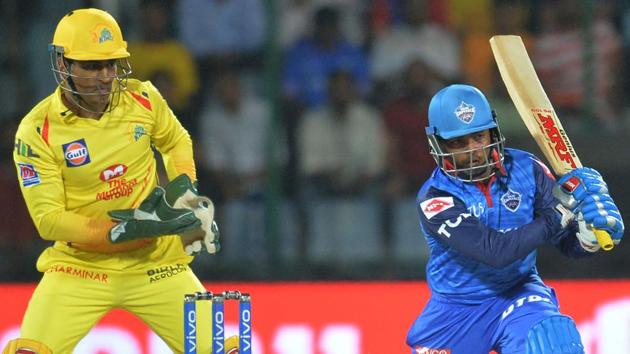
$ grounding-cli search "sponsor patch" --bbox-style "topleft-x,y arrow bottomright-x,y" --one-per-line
62,138 -> 91,167
46,264 -> 109,283
502,294 -> 552,319
100,164 -> 127,181
14,139 -> 40,158
147,264 -> 188,283
414,346 -> 452,354
561,176 -> 581,193
17,163 -> 41,187
454,101 -> 475,124
95,178 -> 138,201
501,188 -> 522,212
420,197 -> 454,220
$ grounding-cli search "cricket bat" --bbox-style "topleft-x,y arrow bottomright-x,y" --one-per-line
490,35 -> 614,251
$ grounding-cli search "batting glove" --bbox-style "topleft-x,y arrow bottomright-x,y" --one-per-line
553,167 -> 608,211
578,193 -> 624,245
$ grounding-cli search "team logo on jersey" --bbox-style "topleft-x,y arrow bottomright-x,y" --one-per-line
62,139 -> 91,167
134,125 -> 147,141
501,188 -> 522,212
99,164 -> 128,182
454,101 -> 475,124
414,346 -> 452,354
17,163 -> 41,187
420,197 -> 454,220
14,139 -> 40,158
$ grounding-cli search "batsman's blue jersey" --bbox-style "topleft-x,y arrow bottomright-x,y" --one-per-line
417,149 -> 586,303
407,148 -> 589,352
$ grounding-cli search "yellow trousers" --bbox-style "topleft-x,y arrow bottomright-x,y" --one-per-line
20,262 -> 211,353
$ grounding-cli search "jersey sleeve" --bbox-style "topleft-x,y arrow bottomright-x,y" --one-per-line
14,120 -> 113,244
146,82 -> 197,181
531,157 -> 590,258
418,187 -> 562,268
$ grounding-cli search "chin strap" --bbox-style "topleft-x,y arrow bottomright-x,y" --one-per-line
491,148 -> 507,176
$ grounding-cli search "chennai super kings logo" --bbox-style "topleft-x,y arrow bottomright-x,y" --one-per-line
91,25 -> 113,43
134,125 -> 147,141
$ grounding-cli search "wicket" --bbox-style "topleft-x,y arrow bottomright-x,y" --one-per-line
184,290 -> 252,354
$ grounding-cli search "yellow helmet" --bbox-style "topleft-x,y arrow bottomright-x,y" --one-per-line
51,8 -> 129,60
49,8 -> 132,114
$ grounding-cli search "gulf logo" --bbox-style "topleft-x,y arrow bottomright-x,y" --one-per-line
100,164 -> 127,181
62,139 -> 91,167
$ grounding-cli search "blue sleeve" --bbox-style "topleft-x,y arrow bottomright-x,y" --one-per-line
418,188 -> 563,268
531,158 -> 591,258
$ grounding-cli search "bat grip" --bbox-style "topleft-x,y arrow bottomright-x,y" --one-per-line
594,229 -> 614,251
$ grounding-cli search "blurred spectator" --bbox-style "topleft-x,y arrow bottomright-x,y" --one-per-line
279,0 -> 366,48
369,0 -> 449,36
382,59 -> 437,200
128,0 -> 199,127
24,2 -> 83,106
534,0 -> 622,130
371,0 -> 460,100
451,0 -> 529,92
197,68 -> 280,202
282,5 -> 370,110
177,0 -> 266,99
298,70 -> 385,197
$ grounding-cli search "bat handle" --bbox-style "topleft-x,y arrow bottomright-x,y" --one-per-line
594,229 -> 614,251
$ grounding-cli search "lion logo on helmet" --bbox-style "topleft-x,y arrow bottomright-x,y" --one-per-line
454,101 -> 476,124
90,25 -> 114,44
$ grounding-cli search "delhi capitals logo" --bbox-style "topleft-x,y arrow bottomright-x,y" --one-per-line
501,188 -> 522,212
99,28 -> 113,43
454,101 -> 475,124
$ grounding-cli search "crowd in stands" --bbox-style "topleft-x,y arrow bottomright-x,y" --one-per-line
0,0 -> 628,280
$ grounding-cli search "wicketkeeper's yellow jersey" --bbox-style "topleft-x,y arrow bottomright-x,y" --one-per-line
13,79 -> 197,271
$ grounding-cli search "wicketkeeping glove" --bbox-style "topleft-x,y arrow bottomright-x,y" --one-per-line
108,187 -> 202,243
164,174 -> 221,255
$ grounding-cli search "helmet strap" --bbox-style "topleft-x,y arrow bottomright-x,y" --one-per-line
491,147 -> 507,176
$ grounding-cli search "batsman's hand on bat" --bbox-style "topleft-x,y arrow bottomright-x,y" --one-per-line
108,187 -> 202,243
552,167 -> 608,211
164,174 -> 221,255
574,193 -> 624,251
553,167 -> 623,251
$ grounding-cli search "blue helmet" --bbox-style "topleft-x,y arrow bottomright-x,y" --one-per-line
425,84 -> 506,182
426,84 -> 497,139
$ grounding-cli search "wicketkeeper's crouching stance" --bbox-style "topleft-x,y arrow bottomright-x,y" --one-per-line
7,8 -> 240,353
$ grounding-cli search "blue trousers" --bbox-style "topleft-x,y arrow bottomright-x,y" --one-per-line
407,277 -> 577,353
